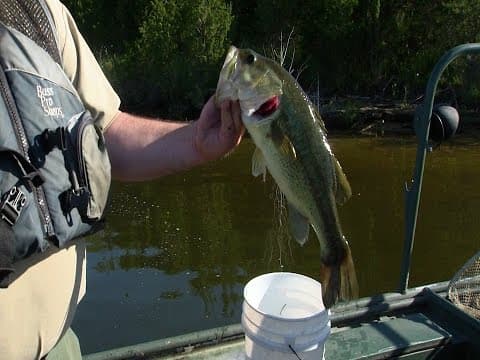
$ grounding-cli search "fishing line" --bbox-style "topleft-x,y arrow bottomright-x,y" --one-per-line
274,185 -> 293,269
264,183 -> 292,269
275,186 -> 286,268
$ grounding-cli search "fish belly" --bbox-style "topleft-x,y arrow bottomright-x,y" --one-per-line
252,133 -> 312,219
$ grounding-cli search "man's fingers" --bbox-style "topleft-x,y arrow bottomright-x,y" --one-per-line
231,100 -> 242,132
219,100 -> 244,148
220,100 -> 234,135
198,96 -> 219,131
231,100 -> 244,145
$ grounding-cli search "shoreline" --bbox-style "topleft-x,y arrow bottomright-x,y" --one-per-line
319,97 -> 480,137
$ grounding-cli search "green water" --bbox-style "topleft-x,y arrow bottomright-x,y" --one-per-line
73,135 -> 480,354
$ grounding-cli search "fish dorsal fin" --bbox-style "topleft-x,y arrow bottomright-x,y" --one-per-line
308,98 -> 351,204
310,102 -> 328,134
333,157 -> 352,205
252,147 -> 267,181
287,202 -> 310,246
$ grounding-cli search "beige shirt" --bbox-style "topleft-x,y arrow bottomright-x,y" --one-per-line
0,1 -> 120,359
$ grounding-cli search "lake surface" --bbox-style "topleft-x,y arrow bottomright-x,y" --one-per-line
73,135 -> 480,354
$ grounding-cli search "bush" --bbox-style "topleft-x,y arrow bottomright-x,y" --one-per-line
118,0 -> 233,118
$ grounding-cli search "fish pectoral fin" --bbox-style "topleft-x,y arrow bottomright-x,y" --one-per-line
271,122 -> 297,160
333,157 -> 352,205
252,147 -> 267,181
280,136 -> 297,160
287,202 -> 310,246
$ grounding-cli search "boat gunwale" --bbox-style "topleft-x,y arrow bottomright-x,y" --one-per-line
83,280 -> 449,360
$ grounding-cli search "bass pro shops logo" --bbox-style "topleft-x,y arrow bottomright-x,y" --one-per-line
36,85 -> 64,118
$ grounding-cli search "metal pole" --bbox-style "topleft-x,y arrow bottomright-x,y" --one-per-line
399,43 -> 480,293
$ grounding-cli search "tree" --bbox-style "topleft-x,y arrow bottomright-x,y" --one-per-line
372,1 -> 480,99
62,0 -> 480,113
123,0 -> 233,118
62,0 -> 149,52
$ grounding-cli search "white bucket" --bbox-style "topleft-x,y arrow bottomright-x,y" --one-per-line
242,272 -> 330,360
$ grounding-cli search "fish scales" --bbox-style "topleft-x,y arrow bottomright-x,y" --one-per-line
215,46 -> 358,307
278,78 -> 343,255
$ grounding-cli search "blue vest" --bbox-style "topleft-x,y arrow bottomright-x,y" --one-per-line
0,0 -> 111,286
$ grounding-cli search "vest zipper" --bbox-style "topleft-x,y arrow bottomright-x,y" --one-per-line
0,68 -> 55,239
76,116 -> 90,189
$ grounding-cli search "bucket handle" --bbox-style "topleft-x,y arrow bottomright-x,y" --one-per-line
288,344 -> 303,360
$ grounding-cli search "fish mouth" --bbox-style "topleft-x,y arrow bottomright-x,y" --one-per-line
253,96 -> 280,117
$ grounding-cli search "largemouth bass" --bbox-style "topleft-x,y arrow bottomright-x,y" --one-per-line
216,46 -> 358,307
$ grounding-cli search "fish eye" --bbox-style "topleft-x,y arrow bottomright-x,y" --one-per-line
246,53 -> 256,65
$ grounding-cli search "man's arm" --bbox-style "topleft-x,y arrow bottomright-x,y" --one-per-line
46,1 -> 243,181
104,97 -> 243,181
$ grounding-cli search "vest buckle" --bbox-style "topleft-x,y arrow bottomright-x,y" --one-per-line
1,186 -> 27,226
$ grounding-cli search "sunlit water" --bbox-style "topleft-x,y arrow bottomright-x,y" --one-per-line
73,135 -> 480,354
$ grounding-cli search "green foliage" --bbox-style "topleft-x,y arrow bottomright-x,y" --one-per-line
62,0 -> 149,51
297,0 -> 358,90
64,0 -> 480,117
116,0 -> 233,117
355,1 -> 480,97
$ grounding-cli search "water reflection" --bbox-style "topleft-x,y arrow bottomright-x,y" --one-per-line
74,136 -> 480,354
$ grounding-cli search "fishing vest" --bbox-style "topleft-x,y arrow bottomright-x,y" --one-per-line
0,0 -> 111,287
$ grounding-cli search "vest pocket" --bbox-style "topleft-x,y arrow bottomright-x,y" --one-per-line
72,111 -> 111,221
56,111 -> 111,223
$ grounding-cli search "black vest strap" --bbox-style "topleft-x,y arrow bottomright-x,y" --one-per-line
41,127 -> 68,152
0,220 -> 15,288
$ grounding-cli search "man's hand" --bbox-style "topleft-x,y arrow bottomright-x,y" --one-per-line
105,97 -> 244,181
194,96 -> 244,162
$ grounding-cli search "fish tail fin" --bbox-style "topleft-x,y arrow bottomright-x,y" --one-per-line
340,242 -> 359,300
320,242 -> 358,308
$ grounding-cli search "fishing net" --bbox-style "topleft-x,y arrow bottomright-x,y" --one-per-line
447,250 -> 480,319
